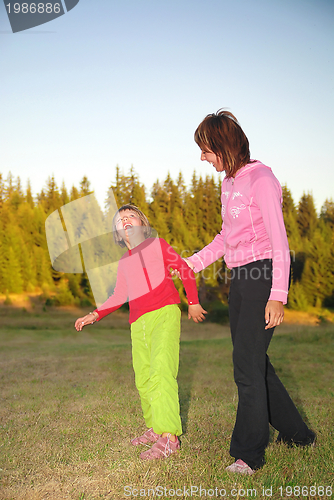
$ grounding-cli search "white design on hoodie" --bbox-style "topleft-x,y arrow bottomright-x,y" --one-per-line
230,204 -> 246,218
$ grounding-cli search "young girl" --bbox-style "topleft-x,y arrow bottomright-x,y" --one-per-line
75,204 -> 206,460
185,110 -> 315,474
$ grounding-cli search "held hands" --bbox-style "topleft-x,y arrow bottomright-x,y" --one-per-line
74,312 -> 98,331
188,304 -> 207,323
265,300 -> 284,330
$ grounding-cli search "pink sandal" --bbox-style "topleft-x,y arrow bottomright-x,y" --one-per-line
131,428 -> 161,446
140,434 -> 180,460
225,459 -> 254,475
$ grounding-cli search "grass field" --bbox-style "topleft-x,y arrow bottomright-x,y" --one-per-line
0,305 -> 333,500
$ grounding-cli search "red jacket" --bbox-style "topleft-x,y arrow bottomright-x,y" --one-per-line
94,237 -> 199,324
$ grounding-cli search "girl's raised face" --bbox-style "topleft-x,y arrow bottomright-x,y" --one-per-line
200,149 -> 224,172
115,209 -> 143,232
115,209 -> 146,249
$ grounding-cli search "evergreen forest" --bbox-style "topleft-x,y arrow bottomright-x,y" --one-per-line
1,167 -> 334,313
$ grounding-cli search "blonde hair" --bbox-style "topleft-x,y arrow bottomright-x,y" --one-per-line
113,204 -> 151,247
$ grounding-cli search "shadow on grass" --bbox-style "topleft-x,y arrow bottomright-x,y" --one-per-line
178,342 -> 200,434
268,327 -> 334,432
279,363 -> 311,428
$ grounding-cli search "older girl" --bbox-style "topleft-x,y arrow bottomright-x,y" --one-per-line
186,110 -> 315,474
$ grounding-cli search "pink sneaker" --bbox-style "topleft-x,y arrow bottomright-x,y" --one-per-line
225,459 -> 254,475
131,428 -> 161,446
140,434 -> 180,460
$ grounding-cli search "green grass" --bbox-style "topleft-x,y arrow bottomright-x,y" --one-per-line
0,306 -> 333,500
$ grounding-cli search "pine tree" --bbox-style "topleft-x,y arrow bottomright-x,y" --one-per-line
53,277 -> 76,306
2,246 -> 24,293
282,185 -> 300,252
80,176 -> 92,196
323,230 -> 334,307
202,175 -> 222,240
130,182 -> 147,212
0,173 -> 4,209
320,199 -> 334,229
109,165 -> 123,207
301,229 -> 334,307
183,172 -> 201,252
4,172 -> 14,202
0,216 -> 6,292
12,177 -> 25,210
19,242 -> 36,292
26,180 -> 34,208
297,193 -> 318,239
281,186 -> 303,286
66,273 -> 83,300
42,176 -> 62,213
37,188 -> 47,206
287,281 -> 309,311
148,178 -> 171,240
34,246 -> 54,289
61,181 -> 70,206
70,186 -> 80,201
165,174 -> 184,245
108,166 -> 135,208
3,174 -> 25,211
192,175 -> 207,245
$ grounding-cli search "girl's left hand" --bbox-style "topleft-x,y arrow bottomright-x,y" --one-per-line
265,300 -> 284,329
188,304 -> 207,323
75,312 -> 98,331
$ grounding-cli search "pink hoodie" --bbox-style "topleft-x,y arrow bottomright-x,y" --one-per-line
188,161 -> 290,304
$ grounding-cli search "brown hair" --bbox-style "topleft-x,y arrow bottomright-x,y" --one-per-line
194,109 -> 251,178
113,204 -> 151,247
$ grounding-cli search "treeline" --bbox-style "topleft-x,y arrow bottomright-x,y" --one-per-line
0,168 -> 333,311
282,188 -> 334,309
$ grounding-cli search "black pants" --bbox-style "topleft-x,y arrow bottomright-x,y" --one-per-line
228,259 -> 310,470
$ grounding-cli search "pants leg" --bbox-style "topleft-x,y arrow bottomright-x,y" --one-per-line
130,304 -> 182,436
229,260 -> 311,470
131,314 -> 152,428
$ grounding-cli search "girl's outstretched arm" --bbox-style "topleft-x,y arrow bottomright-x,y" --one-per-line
75,311 -> 98,331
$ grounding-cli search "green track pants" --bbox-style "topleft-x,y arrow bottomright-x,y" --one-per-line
130,304 -> 182,436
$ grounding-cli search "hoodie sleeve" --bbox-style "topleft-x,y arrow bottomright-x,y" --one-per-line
253,171 -> 290,304
187,227 -> 226,273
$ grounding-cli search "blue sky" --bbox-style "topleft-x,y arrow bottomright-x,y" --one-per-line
1,0 -> 333,212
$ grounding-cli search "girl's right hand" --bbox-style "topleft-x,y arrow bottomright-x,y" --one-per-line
170,258 -> 195,278
75,312 -> 98,331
